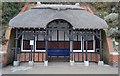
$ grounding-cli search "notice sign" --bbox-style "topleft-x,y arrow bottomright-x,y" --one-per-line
30,40 -> 34,45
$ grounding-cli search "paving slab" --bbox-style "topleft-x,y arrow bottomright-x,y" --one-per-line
1,62 -> 118,74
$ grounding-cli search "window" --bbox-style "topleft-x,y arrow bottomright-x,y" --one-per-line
83,34 -> 95,52
21,34 -> 34,52
52,31 -> 57,41
73,32 -> 95,53
36,34 -> 45,50
65,31 -> 69,41
35,34 -> 45,52
73,34 -> 82,50
59,31 -> 64,41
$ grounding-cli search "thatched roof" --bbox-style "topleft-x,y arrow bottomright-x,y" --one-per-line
9,4 -> 108,29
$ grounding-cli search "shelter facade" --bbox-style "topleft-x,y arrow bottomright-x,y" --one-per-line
9,4 -> 108,66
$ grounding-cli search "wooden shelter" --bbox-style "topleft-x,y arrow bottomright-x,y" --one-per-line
9,4 -> 108,66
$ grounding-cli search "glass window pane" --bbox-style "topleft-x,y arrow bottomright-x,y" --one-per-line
23,40 -> 31,50
73,32 -> 77,41
65,31 -> 69,41
52,31 -> 57,41
23,32 -> 34,40
84,41 -> 93,50
59,31 -> 64,41
78,35 -> 82,41
36,41 -> 45,50
38,35 -> 44,41
73,41 -> 81,50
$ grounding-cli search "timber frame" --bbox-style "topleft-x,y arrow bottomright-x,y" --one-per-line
14,19 -> 103,63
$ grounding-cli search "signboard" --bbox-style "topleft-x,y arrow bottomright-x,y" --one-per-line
30,40 -> 34,45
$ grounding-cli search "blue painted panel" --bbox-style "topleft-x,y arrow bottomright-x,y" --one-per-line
48,48 -> 70,56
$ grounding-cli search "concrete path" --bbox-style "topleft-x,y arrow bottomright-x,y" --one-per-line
2,62 -> 118,74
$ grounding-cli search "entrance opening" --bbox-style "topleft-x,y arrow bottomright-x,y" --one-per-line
47,19 -> 72,62
48,41 -> 70,62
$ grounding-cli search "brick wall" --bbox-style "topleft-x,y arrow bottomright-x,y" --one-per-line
102,30 -> 119,67
2,28 -> 15,66
18,53 -> 46,62
74,53 -> 100,62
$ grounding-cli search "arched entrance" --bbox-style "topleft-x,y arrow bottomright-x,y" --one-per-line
46,19 -> 73,62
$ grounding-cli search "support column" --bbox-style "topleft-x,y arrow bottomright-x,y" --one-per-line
30,45 -> 33,61
29,45 -> 34,66
82,30 -> 84,61
93,30 -> 97,61
98,30 -> 104,65
13,28 -> 19,66
29,30 -> 34,66
70,30 -> 74,66
70,40 -> 74,66
84,30 -> 89,66
44,30 -> 48,66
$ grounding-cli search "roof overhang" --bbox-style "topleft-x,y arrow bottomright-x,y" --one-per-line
9,4 -> 108,29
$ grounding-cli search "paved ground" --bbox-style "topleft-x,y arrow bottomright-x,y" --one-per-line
1,62 -> 118,74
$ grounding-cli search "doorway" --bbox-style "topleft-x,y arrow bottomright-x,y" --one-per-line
46,19 -> 72,62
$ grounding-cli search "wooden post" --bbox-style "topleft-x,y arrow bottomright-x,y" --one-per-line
70,30 -> 73,61
85,30 -> 88,61
70,40 -> 73,61
15,28 -> 18,61
45,30 -> 48,61
99,30 -> 103,61
82,30 -> 84,61
30,45 -> 33,61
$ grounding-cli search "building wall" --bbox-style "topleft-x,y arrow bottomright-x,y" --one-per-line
2,28 -> 15,66
74,53 -> 100,62
17,52 -> 100,62
18,53 -> 46,62
102,29 -> 119,66
102,30 -> 109,64
7,29 -> 15,64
